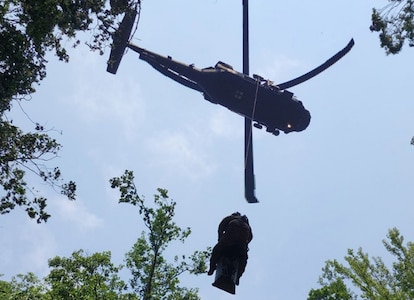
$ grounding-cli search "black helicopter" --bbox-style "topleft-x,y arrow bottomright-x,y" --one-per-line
107,9 -> 354,203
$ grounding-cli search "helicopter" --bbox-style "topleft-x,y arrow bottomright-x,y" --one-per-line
107,9 -> 354,203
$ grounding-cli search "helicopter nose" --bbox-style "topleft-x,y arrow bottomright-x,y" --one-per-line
298,110 -> 311,131
288,109 -> 311,133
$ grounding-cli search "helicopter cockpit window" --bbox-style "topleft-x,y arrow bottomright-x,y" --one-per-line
215,61 -> 234,70
215,61 -> 239,74
202,66 -> 216,71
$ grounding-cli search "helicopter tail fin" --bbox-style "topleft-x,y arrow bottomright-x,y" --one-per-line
107,8 -> 137,74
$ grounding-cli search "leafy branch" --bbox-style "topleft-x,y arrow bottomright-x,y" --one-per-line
371,0 -> 414,54
110,170 -> 211,300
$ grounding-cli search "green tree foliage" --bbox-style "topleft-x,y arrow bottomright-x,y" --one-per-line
308,278 -> 355,300
1,252 -> 134,300
110,170 -> 211,300
2,272 -> 48,300
0,121 -> 76,223
371,0 -> 414,54
0,278 -> 12,299
2,175 -> 210,299
308,228 -> 414,300
0,0 -> 140,222
46,250 -> 131,300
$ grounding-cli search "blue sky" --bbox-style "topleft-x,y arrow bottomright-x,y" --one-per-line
1,0 -> 414,299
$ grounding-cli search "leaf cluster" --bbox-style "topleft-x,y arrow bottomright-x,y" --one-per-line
0,120 -> 76,222
46,250 -> 129,299
370,0 -> 414,54
308,277 -> 355,300
0,251 -> 135,300
7,272 -> 49,300
308,228 -> 414,300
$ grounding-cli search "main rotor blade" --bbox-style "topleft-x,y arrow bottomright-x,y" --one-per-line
277,38 -> 355,90
245,118 -> 258,203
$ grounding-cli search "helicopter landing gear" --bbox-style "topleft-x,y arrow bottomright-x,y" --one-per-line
265,127 -> 280,136
253,123 -> 263,129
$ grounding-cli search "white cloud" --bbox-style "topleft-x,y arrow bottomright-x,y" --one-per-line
54,199 -> 104,232
208,109 -> 243,140
0,220 -> 57,278
145,129 -> 216,181
20,224 -> 57,275
255,54 -> 302,85
59,47 -> 146,142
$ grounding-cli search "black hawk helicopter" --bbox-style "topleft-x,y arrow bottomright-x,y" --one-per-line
107,9 -> 354,203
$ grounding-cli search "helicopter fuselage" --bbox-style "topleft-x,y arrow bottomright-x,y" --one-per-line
128,44 -> 311,135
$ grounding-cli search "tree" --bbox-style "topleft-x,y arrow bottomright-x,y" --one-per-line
0,122 -> 77,223
370,1 -> 414,54
0,251 -> 134,300
1,272 -> 48,300
110,170 -> 211,300
308,228 -> 414,300
0,0 -> 140,222
0,278 -> 12,299
46,250 -> 132,300
308,278 -> 355,300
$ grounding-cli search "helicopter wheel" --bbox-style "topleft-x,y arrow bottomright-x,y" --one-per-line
272,130 -> 280,136
253,123 -> 263,129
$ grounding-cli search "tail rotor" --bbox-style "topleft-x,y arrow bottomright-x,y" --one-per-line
106,8 -> 138,74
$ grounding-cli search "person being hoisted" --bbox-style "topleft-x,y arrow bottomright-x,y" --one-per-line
208,212 -> 253,288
